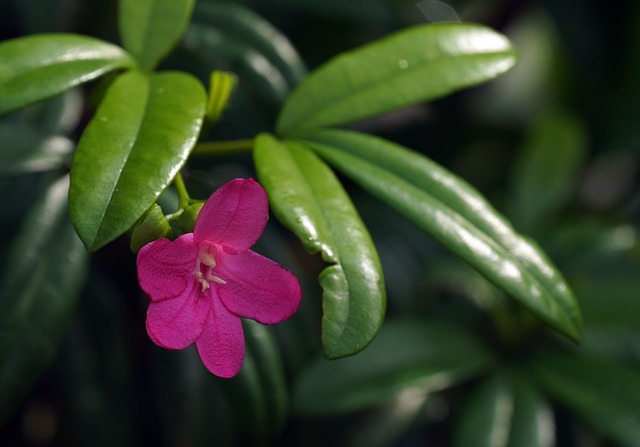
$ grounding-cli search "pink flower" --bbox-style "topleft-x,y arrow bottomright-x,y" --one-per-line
137,178 -> 301,378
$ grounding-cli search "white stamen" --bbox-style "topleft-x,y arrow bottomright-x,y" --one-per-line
193,245 -> 226,290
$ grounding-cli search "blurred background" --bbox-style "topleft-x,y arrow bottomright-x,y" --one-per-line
0,0 -> 639,446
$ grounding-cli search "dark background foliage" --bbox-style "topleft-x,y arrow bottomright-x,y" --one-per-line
1,0 -> 639,446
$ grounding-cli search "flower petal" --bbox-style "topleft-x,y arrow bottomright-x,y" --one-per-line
216,250 -> 301,325
146,280 -> 210,350
195,295 -> 245,378
137,233 -> 197,301
194,178 -> 268,254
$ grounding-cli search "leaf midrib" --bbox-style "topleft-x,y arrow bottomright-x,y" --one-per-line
279,49 -> 514,133
306,142 -> 580,337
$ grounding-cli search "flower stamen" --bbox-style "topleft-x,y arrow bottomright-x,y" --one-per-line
194,246 -> 226,291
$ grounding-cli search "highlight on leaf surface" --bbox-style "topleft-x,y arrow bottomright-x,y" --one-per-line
296,129 -> 582,342
69,70 -> 206,252
0,33 -> 135,115
276,22 -> 518,133
253,133 -> 386,360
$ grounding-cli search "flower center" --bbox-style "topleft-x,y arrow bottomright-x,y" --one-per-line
194,244 -> 226,292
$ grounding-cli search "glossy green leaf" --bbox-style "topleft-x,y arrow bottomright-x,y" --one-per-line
0,33 -> 134,115
276,23 -> 518,133
510,110 -> 586,233
253,133 -> 386,359
69,70 -> 206,252
0,122 -> 73,174
453,374 -> 554,447
118,0 -> 195,70
300,129 -> 582,341
0,175 -> 88,425
191,2 -> 307,87
292,319 -> 493,416
532,352 -> 640,447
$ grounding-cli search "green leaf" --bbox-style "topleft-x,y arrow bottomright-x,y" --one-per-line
453,373 -> 554,447
69,70 -> 206,252
292,319 -> 493,416
0,122 -> 73,174
244,321 -> 289,439
129,203 -> 173,253
118,0 -> 195,70
532,352 -> 640,447
206,71 -> 237,124
345,392 -> 430,447
0,33 -> 135,115
510,110 -> 586,233
184,24 -> 290,109
191,2 -> 307,87
300,129 -> 582,341
253,133 -> 386,359
216,321 -> 287,443
58,273 -> 137,447
0,175 -> 88,425
276,23 -> 518,133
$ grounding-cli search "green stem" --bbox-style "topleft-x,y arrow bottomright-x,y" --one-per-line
174,172 -> 190,209
193,139 -> 254,155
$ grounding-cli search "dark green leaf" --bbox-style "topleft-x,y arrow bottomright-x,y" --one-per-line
58,273 -> 137,447
292,319 -> 493,416
118,0 -> 195,70
453,373 -> 554,447
0,175 -> 88,425
510,110 -> 586,233
580,275 -> 640,330
345,391 -> 430,447
300,129 -> 582,341
191,2 -> 307,86
217,321 -> 287,443
532,351 -> 640,447
0,122 -> 73,174
184,24 -> 290,109
253,133 -> 386,359
69,69 -> 206,251
0,34 -> 134,115
244,321 -> 289,439
277,23 -> 518,133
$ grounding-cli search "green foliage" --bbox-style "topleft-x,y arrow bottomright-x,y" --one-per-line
0,34 -> 135,115
184,0 -> 307,111
532,352 -> 640,447
510,110 -> 587,234
1,0 -> 638,445
0,175 -> 88,425
453,373 -> 554,447
293,319 -> 493,416
118,0 -> 195,70
298,129 -> 582,341
129,203 -> 173,253
254,134 -> 385,359
277,23 -> 518,133
69,70 -> 206,251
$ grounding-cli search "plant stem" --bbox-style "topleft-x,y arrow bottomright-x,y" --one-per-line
192,139 -> 253,155
174,172 -> 190,209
